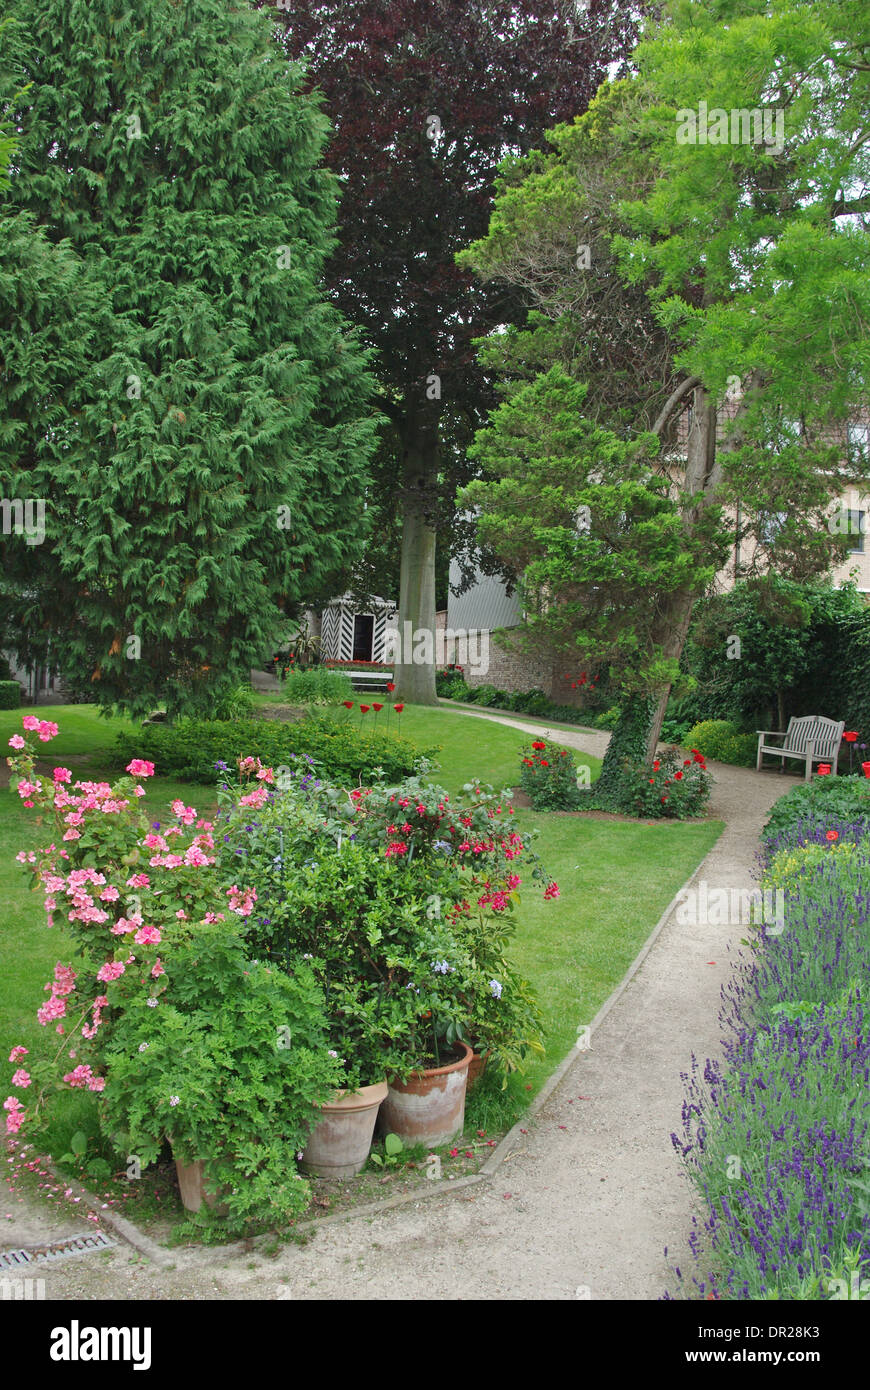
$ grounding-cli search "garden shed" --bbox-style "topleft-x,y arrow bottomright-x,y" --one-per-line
320,594 -> 397,664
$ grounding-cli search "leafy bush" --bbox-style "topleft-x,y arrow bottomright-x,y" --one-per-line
519,738 -> 584,810
0,680 -> 21,709
216,773 -> 553,1081
761,774 -> 870,853
101,924 -> 341,1233
613,747 -> 712,820
686,718 -> 757,768
210,683 -> 255,720
593,706 -> 621,730
280,665 -> 354,704
111,714 -> 432,784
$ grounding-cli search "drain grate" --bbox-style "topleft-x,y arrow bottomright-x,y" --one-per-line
0,1232 -> 115,1268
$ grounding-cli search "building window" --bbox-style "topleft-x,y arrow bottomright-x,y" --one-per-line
850,510 -> 866,554
848,423 -> 869,463
759,511 -> 787,545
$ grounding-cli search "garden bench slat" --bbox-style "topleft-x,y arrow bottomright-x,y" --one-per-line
756,715 -> 845,780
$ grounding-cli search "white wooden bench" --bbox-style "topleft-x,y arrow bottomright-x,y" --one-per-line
756,716 -> 845,780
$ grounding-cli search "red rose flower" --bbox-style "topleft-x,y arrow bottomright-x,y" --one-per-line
360,705 -> 370,713
372,703 -> 383,711
826,830 -> 839,841
652,760 -> 660,770
674,771 -> 683,780
394,703 -> 404,713
386,682 -> 396,692
342,701 -> 354,709
540,759 -> 549,767
532,741 -> 546,750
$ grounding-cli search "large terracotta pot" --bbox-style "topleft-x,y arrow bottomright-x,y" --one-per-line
380,1042 -> 473,1147
300,1081 -> 388,1179
173,1156 -> 230,1216
466,1048 -> 490,1090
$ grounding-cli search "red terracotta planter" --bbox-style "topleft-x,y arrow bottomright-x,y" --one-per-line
380,1042 -> 473,1147
300,1081 -> 388,1179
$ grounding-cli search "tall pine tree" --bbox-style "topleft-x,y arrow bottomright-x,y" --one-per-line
1,0 -> 379,716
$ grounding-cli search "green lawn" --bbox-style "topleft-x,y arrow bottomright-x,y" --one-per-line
1,700 -> 723,1156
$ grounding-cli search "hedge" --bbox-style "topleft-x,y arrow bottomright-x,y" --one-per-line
111,715 -> 435,784
0,681 -> 21,710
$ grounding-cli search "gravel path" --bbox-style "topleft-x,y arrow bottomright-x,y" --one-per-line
3,715 -> 794,1301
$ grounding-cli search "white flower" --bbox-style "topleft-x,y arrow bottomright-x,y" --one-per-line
146,998 -> 158,1007
296,1151 -> 304,1160
489,979 -> 503,999
327,1049 -> 338,1059
138,1043 -> 149,1052
169,1096 -> 180,1107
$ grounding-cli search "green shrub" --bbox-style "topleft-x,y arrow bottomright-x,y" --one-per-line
210,682 -> 255,720
519,738 -> 584,810
0,680 -> 21,709
686,719 -> 757,768
593,706 -> 621,730
613,747 -> 712,820
280,665 -> 354,704
762,775 -> 870,849
111,714 -> 434,784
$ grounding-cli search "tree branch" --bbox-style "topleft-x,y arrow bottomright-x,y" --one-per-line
651,375 -> 701,437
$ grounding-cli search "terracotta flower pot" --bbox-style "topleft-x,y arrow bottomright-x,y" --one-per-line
173,1156 -> 230,1216
300,1081 -> 388,1179
466,1048 -> 490,1090
380,1041 -> 473,1148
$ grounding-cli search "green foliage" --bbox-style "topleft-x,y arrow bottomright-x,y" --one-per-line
209,684 -> 255,722
459,367 -> 721,698
2,0 -> 380,718
762,776 -> 870,850
100,923 -> 343,1234
0,680 -> 20,708
612,747 -> 712,820
595,694 -> 656,802
519,738 -> 583,811
280,666 -> 354,705
686,719 -> 757,769
111,715 -> 431,784
217,772 -> 548,1083
684,581 -> 868,731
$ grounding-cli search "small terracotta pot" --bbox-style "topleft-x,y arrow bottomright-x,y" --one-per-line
380,1042 -> 473,1147
300,1081 -> 388,1179
173,1156 -> 230,1216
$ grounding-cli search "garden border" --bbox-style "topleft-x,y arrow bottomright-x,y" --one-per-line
32,853 -> 713,1269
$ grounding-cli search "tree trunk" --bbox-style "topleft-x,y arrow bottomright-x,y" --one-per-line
597,693 -> 656,801
393,417 -> 439,706
643,386 -> 719,763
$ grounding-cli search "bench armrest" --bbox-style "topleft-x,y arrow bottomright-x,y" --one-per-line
756,730 -> 787,740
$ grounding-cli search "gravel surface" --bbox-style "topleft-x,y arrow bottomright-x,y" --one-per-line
3,717 -> 794,1301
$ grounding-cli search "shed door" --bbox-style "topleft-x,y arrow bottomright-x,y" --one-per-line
352,614 -> 374,662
